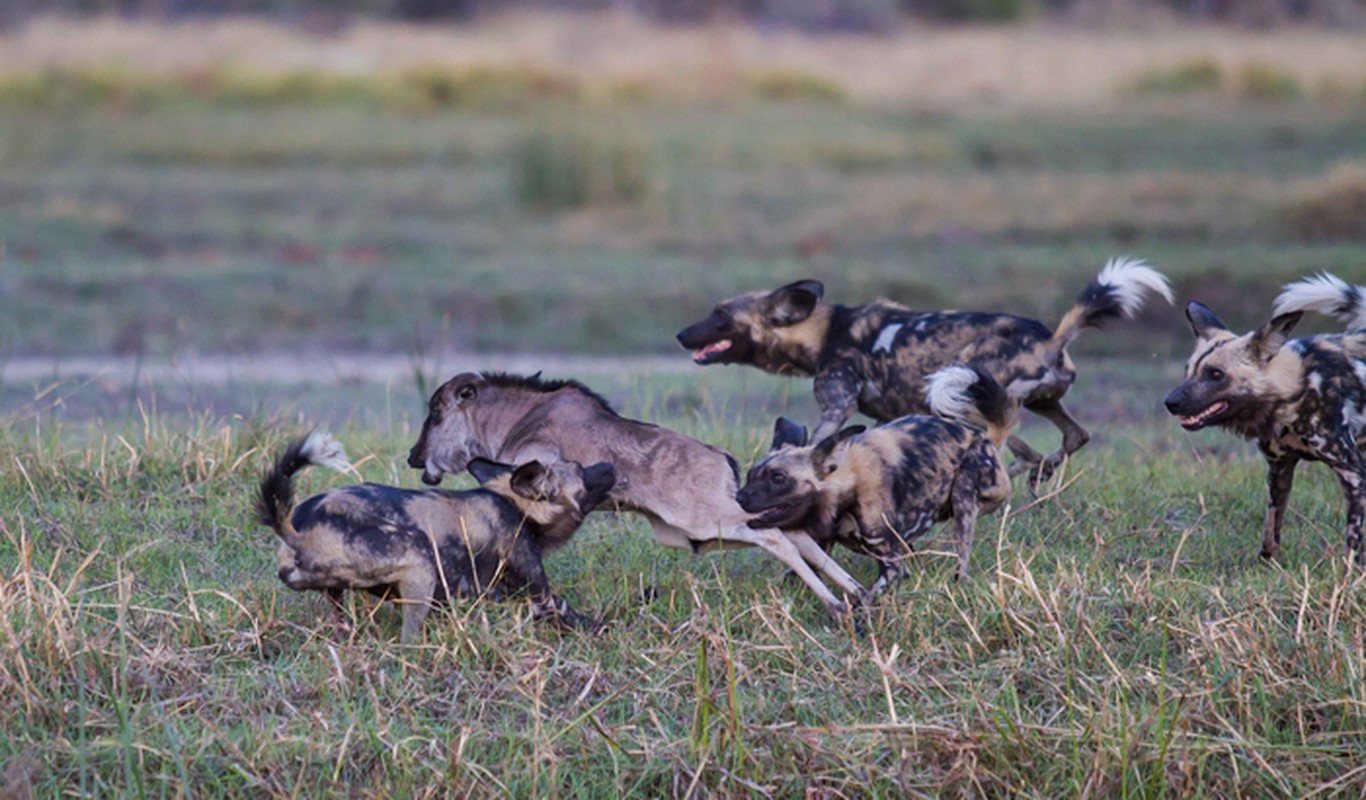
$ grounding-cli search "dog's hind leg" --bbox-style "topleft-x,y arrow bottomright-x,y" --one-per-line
1326,455 -> 1366,566
1261,457 -> 1298,560
1023,398 -> 1090,481
396,574 -> 437,644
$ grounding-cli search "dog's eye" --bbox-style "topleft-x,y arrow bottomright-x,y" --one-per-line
1204,367 -> 1226,382
768,471 -> 789,488
458,385 -> 477,401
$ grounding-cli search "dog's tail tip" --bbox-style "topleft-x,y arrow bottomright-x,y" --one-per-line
1096,256 -> 1175,316
926,365 -> 1016,445
1273,272 -> 1366,330
299,430 -> 351,473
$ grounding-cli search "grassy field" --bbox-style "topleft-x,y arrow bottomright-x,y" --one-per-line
4,368 -> 1366,797
4,14 -> 1366,798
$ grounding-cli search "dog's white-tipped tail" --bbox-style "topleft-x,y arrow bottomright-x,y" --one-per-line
1050,257 -> 1173,350
926,364 -> 1017,448
1096,257 -> 1175,317
926,365 -> 981,423
1273,272 -> 1366,331
299,430 -> 351,473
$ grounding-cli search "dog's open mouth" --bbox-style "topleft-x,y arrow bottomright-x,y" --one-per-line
1179,400 -> 1229,430
749,503 -> 792,526
693,339 -> 732,363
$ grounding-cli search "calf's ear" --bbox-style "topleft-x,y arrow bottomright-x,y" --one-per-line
467,458 -> 513,485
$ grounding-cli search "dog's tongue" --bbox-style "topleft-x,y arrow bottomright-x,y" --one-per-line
693,339 -> 732,362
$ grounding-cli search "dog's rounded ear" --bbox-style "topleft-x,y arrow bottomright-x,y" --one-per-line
771,417 -> 809,451
511,460 -> 554,501
764,280 -> 824,326
467,458 -> 513,485
811,425 -> 865,475
1185,301 -> 1229,340
1252,311 -> 1303,363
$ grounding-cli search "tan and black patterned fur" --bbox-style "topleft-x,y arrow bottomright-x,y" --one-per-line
677,259 -> 1171,479
736,365 -> 1014,592
1165,273 -> 1366,565
257,432 -> 615,642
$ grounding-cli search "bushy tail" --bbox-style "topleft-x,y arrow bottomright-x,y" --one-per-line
1273,272 -> 1366,331
926,365 -> 1018,449
1050,257 -> 1174,350
256,431 -> 350,541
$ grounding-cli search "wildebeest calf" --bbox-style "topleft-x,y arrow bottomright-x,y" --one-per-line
406,372 -> 870,620
1164,273 -> 1366,565
258,431 -> 616,642
737,365 -> 1015,592
677,258 -> 1171,478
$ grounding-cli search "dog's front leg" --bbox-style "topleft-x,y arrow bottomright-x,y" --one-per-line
1261,456 -> 1298,560
949,470 -> 984,580
507,537 -> 601,632
812,368 -> 861,441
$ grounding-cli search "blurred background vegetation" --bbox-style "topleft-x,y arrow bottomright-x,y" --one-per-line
1,4 -> 1365,377
4,0 -> 1365,27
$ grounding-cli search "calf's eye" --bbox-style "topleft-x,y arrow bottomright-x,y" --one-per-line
458,385 -> 477,401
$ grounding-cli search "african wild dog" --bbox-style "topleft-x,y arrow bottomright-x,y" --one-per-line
737,365 -> 1015,592
258,431 -> 616,642
406,372 -> 869,620
677,259 -> 1172,479
1164,272 -> 1366,565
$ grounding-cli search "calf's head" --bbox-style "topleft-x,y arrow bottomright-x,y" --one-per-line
409,372 -> 492,485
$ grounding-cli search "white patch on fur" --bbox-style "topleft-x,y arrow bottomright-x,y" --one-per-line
1353,361 -> 1366,387
1274,272 -> 1366,330
1346,403 -> 1366,438
300,430 -> 351,473
872,323 -> 903,354
1097,257 -> 1174,317
1309,372 -> 1323,392
925,365 -> 978,422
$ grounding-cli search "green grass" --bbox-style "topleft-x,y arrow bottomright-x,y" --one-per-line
3,373 -> 1366,796
3,99 -> 1366,359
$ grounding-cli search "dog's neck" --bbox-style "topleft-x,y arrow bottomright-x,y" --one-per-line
755,304 -> 834,376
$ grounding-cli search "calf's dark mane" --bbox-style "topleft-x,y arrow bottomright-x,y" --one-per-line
480,371 -> 616,414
